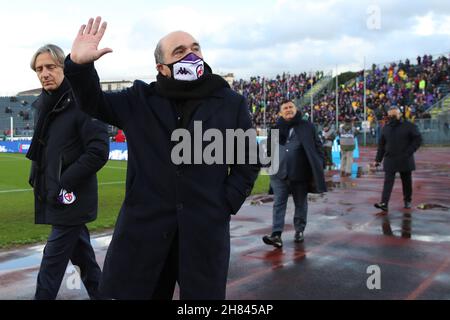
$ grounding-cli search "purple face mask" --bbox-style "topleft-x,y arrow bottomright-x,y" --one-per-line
166,53 -> 205,81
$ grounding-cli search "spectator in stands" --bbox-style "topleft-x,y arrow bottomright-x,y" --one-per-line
374,106 -> 422,212
66,17 -> 259,300
26,44 -> 109,300
114,129 -> 126,142
232,72 -> 321,128
262,101 -> 326,248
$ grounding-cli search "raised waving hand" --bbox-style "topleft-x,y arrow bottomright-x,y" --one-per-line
71,16 -> 113,64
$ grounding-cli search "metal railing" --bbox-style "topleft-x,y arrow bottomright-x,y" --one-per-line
297,71 -> 334,108
427,93 -> 450,114
316,119 -> 450,146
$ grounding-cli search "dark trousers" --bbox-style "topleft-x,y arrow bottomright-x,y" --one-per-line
381,171 -> 412,204
151,231 -> 179,300
324,146 -> 333,166
35,225 -> 101,300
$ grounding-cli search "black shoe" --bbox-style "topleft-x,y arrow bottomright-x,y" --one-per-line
262,234 -> 283,248
404,201 -> 412,209
294,232 -> 304,243
374,202 -> 388,212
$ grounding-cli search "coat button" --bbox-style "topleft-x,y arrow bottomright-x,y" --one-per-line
176,203 -> 184,211
176,169 -> 183,177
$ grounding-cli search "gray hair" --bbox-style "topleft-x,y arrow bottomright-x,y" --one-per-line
30,44 -> 65,71
154,40 -> 164,64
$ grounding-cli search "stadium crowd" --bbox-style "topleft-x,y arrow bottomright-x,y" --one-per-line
232,72 -> 324,127
232,54 -> 450,129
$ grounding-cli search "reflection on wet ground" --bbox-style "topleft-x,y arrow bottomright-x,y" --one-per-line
417,203 -> 449,211
0,234 -> 112,274
325,177 -> 359,191
381,213 -> 412,239
1,147 -> 450,299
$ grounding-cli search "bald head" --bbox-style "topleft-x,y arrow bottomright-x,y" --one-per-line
154,31 -> 203,77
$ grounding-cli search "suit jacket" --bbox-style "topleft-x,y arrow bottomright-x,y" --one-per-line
269,120 -> 327,193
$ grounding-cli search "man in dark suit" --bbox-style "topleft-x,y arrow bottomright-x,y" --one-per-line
374,106 -> 422,212
65,17 -> 259,300
262,101 -> 326,248
27,44 -> 109,300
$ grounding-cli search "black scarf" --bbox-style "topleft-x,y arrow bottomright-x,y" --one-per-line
276,112 -> 302,145
388,118 -> 402,126
154,63 -> 230,128
26,78 -> 71,162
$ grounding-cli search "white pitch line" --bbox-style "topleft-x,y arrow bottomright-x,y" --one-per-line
0,181 -> 126,194
0,155 -> 28,161
98,181 -> 126,186
0,188 -> 30,194
104,166 -> 127,170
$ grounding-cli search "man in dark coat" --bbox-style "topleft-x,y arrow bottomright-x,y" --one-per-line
65,17 -> 259,300
262,101 -> 326,248
374,106 -> 422,212
27,44 -> 110,300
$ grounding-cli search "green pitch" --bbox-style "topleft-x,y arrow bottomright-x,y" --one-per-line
0,153 -> 269,249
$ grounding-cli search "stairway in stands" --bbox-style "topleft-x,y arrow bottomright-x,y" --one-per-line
430,84 -> 450,118
296,72 -> 333,108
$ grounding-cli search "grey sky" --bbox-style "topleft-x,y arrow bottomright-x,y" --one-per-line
0,0 -> 449,95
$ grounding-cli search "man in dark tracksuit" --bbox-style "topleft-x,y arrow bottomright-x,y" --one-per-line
27,44 -> 109,300
262,101 -> 326,248
65,17 -> 259,300
374,106 -> 422,212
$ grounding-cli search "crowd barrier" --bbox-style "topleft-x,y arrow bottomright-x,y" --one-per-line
1,139 -> 359,174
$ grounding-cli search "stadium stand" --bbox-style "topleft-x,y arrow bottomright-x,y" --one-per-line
2,54 -> 449,139
232,72 -> 324,128
232,54 -> 450,129
0,96 -> 37,139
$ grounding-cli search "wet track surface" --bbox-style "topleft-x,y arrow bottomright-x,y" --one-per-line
1,147 -> 449,300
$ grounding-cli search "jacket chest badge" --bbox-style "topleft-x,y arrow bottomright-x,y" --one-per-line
58,189 -> 77,205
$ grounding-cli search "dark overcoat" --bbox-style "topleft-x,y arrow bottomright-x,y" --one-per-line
65,59 -> 260,299
30,88 -> 109,226
376,120 -> 422,172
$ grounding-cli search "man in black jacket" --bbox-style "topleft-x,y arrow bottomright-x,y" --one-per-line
374,106 -> 422,212
27,44 -> 109,300
262,101 -> 326,248
65,17 -> 259,300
